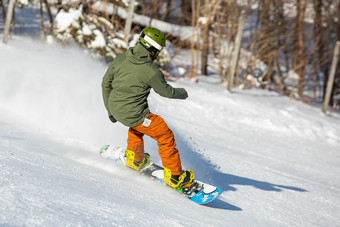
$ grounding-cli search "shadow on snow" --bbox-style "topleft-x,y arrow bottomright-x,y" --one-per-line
174,131 -> 307,211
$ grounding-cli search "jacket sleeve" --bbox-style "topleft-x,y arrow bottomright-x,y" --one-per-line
101,63 -> 114,115
149,70 -> 188,99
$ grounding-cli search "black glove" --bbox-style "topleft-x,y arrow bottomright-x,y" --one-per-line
109,115 -> 117,123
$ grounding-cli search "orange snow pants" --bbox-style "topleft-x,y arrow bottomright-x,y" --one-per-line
127,112 -> 182,175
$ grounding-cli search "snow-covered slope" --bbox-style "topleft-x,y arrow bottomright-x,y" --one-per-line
1,36 -> 340,226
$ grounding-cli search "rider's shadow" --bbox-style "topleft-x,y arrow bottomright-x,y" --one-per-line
203,170 -> 307,210
174,137 -> 308,210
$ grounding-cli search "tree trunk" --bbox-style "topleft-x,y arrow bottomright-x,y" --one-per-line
200,0 -> 210,76
178,0 -> 192,25
258,0 -> 274,84
160,0 -> 173,21
124,0 -> 135,44
148,0 -> 162,21
3,0 -> 16,44
40,0 -> 45,40
189,0 -> 200,81
312,0 -> 322,100
322,42 -> 340,113
216,0 -> 228,82
225,0 -> 238,83
273,0 -> 289,77
227,11 -> 246,91
0,0 -> 6,20
200,25 -> 209,75
332,1 -> 340,107
338,1 -> 340,41
43,0 -> 53,32
296,0 -> 307,99
57,0 -> 62,13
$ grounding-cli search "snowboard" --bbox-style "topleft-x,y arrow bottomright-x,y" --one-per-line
99,145 -> 222,205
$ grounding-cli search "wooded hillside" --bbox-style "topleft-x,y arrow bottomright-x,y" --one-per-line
1,0 -> 339,110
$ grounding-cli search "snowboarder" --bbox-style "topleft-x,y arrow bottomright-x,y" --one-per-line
101,27 -> 194,190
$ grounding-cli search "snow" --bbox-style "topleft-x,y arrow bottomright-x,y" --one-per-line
54,8 -> 83,32
112,38 -> 128,49
90,30 -> 106,48
92,1 -> 193,40
1,35 -> 340,226
17,0 -> 29,6
198,17 -> 209,25
1,7 -> 340,225
82,24 -> 92,36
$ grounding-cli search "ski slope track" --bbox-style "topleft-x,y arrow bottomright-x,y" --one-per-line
1,36 -> 340,226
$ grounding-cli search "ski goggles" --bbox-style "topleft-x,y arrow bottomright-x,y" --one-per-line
140,32 -> 164,53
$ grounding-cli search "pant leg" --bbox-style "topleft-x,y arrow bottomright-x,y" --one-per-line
130,113 -> 182,175
127,127 -> 144,162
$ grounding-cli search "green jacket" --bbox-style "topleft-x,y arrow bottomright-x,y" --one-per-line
101,43 -> 188,127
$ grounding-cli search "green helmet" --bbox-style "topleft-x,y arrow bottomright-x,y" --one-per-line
139,27 -> 165,58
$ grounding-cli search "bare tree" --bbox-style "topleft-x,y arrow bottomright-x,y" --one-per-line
0,0 -> 6,20
3,0 -> 16,44
257,0 -> 277,86
227,11 -> 246,91
200,0 -> 218,75
160,0 -> 173,21
312,0 -> 322,99
44,0 -> 53,32
124,0 -> 135,44
295,0 -> 308,100
189,0 -> 200,81
178,0 -> 192,25
215,0 -> 229,82
322,41 -> 340,113
40,0 -> 45,40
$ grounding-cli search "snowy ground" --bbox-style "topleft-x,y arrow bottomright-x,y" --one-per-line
1,35 -> 340,226
1,6 -> 340,225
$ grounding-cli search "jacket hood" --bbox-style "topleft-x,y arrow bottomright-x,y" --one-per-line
127,43 -> 153,64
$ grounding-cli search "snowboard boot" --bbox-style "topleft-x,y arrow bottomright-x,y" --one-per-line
125,149 -> 150,171
164,168 -> 194,190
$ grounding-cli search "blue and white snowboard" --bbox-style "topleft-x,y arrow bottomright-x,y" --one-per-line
100,145 -> 222,205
